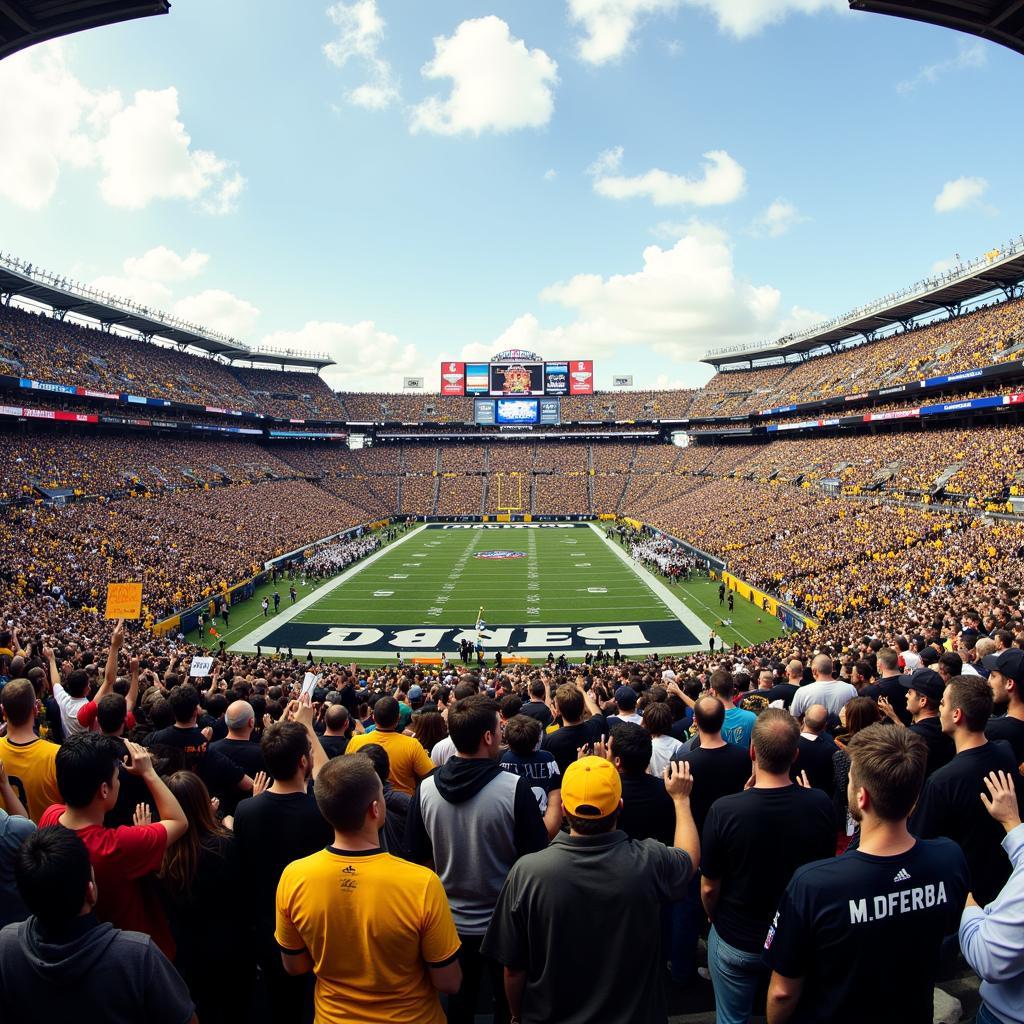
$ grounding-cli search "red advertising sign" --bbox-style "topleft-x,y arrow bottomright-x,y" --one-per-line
568,359 -> 594,395
440,361 -> 466,396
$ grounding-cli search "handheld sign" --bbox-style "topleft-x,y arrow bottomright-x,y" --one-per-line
105,583 -> 143,620
301,672 -> 320,699
189,656 -> 215,678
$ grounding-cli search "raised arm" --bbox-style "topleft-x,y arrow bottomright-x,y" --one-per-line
96,619 -> 126,703
126,655 -> 140,713
122,740 -> 188,845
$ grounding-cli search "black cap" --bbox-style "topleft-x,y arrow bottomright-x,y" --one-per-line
982,648 -> 1024,685
901,668 -> 944,702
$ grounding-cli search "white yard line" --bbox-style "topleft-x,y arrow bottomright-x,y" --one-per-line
233,525 -> 426,652
588,523 -> 711,646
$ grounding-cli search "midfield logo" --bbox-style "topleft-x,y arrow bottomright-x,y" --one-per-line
475,550 -> 526,560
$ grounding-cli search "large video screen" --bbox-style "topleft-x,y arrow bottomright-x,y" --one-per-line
442,358 -> 592,396
489,362 -> 545,396
496,398 -> 539,424
474,398 -> 561,425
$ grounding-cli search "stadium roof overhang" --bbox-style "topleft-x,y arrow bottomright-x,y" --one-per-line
0,261 -> 335,368
703,242 -> 1024,368
0,1 -> 169,61
848,1 -> 1024,59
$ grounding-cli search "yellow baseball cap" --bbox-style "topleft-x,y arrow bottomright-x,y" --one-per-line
562,756 -> 622,818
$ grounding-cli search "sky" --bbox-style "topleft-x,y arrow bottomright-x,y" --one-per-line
1,0 -> 1023,392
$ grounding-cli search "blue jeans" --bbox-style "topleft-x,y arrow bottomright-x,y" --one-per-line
661,873 -> 701,983
976,1004 -> 1010,1024
707,925 -> 767,1024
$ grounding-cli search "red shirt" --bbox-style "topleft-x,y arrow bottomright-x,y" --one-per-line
39,805 -> 173,957
76,701 -> 137,732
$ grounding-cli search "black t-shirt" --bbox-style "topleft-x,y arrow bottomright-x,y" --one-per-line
148,725 -> 244,799
319,734 -> 349,758
907,716 -> 954,778
910,740 -> 1023,905
541,716 -> 608,776
763,839 -> 969,1024
762,682 -> 799,708
233,788 -> 333,936
618,774 -> 674,846
677,742 -> 751,835
519,700 -> 554,729
985,714 -> 1024,767
103,735 -> 156,829
702,786 -> 836,953
860,676 -> 910,724
208,737 -> 265,815
792,735 -> 836,796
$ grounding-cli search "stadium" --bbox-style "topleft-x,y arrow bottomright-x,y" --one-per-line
1,3 -> 1024,1024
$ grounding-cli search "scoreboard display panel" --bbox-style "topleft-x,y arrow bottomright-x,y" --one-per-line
475,397 -> 561,425
489,362 -> 545,396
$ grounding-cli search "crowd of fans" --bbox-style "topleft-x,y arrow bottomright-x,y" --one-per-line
1,597 -> 1023,1022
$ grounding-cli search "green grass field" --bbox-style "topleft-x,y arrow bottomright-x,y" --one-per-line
212,523 -> 785,662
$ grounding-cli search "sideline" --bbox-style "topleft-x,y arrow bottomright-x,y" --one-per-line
233,525 -> 426,652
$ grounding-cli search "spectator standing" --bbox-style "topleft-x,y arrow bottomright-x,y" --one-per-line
792,705 -> 836,796
481,757 -> 698,1024
831,697 -> 883,852
911,675 -> 1022,906
608,685 -> 642,726
540,682 -> 607,776
700,710 -> 835,1024
39,735 -> 188,959
712,671 -> 756,750
0,760 -> 34,928
0,828 -> 195,1024
498,714 -> 562,832
984,648 -> 1024,768
877,668 -> 954,778
355,743 -> 411,857
790,655 -> 858,720
859,647 -> 910,724
346,696 -> 435,795
159,771 -> 249,1024
275,757 -> 461,1024
518,679 -> 553,728
407,695 -> 548,1024
959,770 -> 1024,1024
644,702 -> 686,777
318,703 -> 352,758
233,709 -> 331,1024
0,679 -> 61,822
208,700 -> 265,815
764,725 -> 969,1024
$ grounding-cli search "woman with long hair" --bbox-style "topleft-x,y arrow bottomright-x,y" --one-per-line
408,708 -> 447,753
159,771 -> 251,1024
832,697 -> 883,854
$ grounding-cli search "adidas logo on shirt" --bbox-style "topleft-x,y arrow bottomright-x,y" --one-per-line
893,868 -> 911,883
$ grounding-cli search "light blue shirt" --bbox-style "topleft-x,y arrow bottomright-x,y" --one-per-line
722,706 -> 755,750
960,822 -> 1024,1024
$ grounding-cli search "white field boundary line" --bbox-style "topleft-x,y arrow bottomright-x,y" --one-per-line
589,523 -> 711,646
678,579 -> 759,648
233,524 -> 427,653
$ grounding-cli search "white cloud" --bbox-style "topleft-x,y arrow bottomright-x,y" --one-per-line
568,0 -> 845,64
324,0 -> 400,110
410,17 -> 558,136
751,198 -> 807,237
933,176 -> 989,213
88,275 -> 174,310
124,245 -> 208,282
96,88 -> 244,212
482,221 -> 812,363
591,148 -> 746,207
0,43 -> 115,209
0,43 -> 244,213
544,168 -> 558,181
931,257 -> 957,275
587,145 -> 624,177
173,290 -> 261,337
897,40 -> 987,94
262,321 -> 430,391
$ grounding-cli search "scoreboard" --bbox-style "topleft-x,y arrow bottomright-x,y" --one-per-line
440,351 -> 593,397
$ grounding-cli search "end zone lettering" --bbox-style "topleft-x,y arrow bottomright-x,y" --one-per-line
436,523 -> 583,530
308,624 -> 650,649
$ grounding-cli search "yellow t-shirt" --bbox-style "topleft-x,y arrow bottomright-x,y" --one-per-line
275,848 -> 460,1024
0,735 -> 61,823
345,731 -> 435,795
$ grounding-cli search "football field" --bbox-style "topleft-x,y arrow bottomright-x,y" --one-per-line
230,523 -> 785,661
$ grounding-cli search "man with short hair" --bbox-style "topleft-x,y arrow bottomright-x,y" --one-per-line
518,679 -> 553,728
499,715 -> 562,836
482,756 -> 698,1023
209,700 -> 266,816
319,703 -> 352,758
540,682 -> 607,776
764,725 -> 969,1024
859,647 -> 909,724
346,695 -> 435,795
793,705 -> 835,796
700,709 -> 835,1024
709,671 -> 756,750
355,743 -> 412,857
275,757 -> 461,1024
0,679 -> 61,822
910,675 -> 1023,906
983,647 -> 1024,768
39,734 -> 188,959
407,695 -> 548,1024
790,655 -> 857,720
234,710 -> 332,1024
0,827 -> 196,1024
